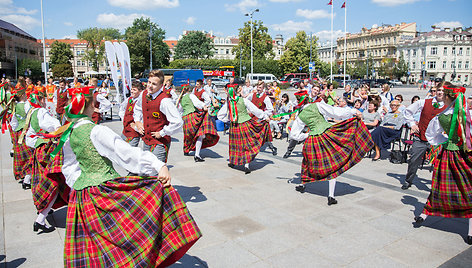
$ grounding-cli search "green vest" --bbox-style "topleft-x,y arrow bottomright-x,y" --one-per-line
29,109 -> 48,148
181,94 -> 196,116
298,104 -> 333,136
234,97 -> 251,124
438,114 -> 460,151
70,121 -> 120,190
14,102 -> 27,131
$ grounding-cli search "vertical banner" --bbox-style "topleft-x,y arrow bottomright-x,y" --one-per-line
104,41 -> 121,102
113,42 -> 127,101
120,42 -> 132,96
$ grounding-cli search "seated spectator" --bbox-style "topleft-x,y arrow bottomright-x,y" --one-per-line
394,94 -> 406,112
425,87 -> 437,99
353,99 -> 364,112
410,95 -> 421,122
323,83 -> 337,105
343,84 -> 354,106
270,93 -> 292,139
362,101 -> 381,130
370,100 -> 405,161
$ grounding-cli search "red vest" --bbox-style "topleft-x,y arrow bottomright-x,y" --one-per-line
417,98 -> 447,142
56,89 -> 69,115
142,90 -> 171,146
122,97 -> 140,138
92,92 -> 101,124
193,88 -> 205,102
251,92 -> 267,111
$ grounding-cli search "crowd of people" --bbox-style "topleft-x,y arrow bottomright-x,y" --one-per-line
0,70 -> 471,268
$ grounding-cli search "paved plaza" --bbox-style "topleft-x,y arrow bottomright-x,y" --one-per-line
1,87 -> 471,267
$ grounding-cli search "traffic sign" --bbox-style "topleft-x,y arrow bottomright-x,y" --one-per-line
407,71 -> 411,75
309,62 -> 315,71
299,66 -> 303,71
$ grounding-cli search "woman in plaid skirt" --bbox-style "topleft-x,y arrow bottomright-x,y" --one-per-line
217,84 -> 272,174
53,87 -> 201,267
415,83 -> 472,245
289,91 -> 374,205
178,82 -> 219,162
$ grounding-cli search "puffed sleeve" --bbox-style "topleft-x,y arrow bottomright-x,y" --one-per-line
425,116 -> 448,146
289,117 -> 309,141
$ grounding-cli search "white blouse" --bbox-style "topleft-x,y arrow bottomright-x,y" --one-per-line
217,98 -> 268,123
25,107 -> 60,148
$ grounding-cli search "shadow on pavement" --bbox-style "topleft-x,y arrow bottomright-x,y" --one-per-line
169,254 -> 208,267
0,255 -> 26,268
250,158 -> 274,171
174,185 -> 207,203
387,172 -> 431,192
201,149 -> 223,159
171,137 -> 180,143
49,207 -> 67,229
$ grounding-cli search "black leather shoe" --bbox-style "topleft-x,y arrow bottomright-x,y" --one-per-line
295,184 -> 306,193
184,152 -> 190,156
194,156 -> 205,162
466,236 -> 472,245
328,196 -> 338,206
228,163 -> 235,168
33,222 -> 55,233
10,150 -> 14,157
244,167 -> 251,174
413,216 -> 425,227
401,182 -> 412,190
22,183 -> 31,190
283,152 -> 290,158
272,147 -> 278,156
18,179 -> 24,184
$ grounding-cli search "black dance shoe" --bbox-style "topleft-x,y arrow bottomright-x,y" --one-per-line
401,182 -> 412,190
466,236 -> 472,245
328,196 -> 338,206
10,150 -> 14,157
272,147 -> 278,156
283,152 -> 290,158
413,216 -> 424,228
184,152 -> 190,156
194,156 -> 205,162
33,222 -> 55,233
295,184 -> 306,193
244,167 -> 251,174
22,183 -> 31,190
228,163 -> 235,168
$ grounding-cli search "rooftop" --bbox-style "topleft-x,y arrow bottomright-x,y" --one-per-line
0,19 -> 36,41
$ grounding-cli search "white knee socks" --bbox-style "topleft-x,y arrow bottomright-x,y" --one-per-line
23,174 -> 31,184
195,135 -> 204,157
329,179 -> 336,198
469,218 -> 472,236
35,193 -> 57,226
244,163 -> 249,169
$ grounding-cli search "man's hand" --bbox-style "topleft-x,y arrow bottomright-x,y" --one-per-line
203,106 -> 209,111
410,124 -> 420,134
158,165 -> 171,187
135,121 -> 144,135
94,108 -> 100,113
355,111 -> 362,119
151,131 -> 162,139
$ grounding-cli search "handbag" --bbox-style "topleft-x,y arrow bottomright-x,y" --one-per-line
389,140 -> 407,164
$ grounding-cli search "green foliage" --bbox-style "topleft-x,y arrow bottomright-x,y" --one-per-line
174,31 -> 214,59
52,63 -> 73,78
279,31 -> 319,74
393,54 -> 408,79
125,17 -> 170,75
18,58 -> 42,79
232,20 -> 274,60
77,27 -> 122,71
49,41 -> 73,68
378,57 -> 395,79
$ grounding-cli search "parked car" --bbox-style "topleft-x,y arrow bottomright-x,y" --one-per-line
289,78 -> 301,87
210,78 -> 229,87
374,79 -> 389,88
388,79 -> 402,87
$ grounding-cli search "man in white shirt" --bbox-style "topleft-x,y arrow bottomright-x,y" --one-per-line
203,78 -> 219,99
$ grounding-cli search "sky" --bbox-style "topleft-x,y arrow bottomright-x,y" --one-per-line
0,0 -> 471,44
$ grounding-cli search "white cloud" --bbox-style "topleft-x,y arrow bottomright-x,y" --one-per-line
296,9 -> 332,20
1,14 -> 40,31
64,22 -> 73,26
433,21 -> 463,29
371,0 -> 420,6
63,35 -> 78,39
271,20 -> 312,33
107,0 -> 179,10
15,7 -> 38,15
185,16 -> 196,25
97,13 -> 151,29
315,29 -> 345,41
224,0 -> 260,13
0,0 -> 37,15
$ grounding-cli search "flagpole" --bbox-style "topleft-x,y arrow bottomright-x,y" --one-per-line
330,0 -> 333,83
343,1 -> 347,88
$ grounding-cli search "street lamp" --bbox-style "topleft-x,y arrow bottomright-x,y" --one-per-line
245,8 -> 259,76
149,26 -> 153,71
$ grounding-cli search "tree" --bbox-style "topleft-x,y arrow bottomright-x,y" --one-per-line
279,31 -> 319,74
378,57 -> 395,79
49,41 -> 73,68
52,63 -> 73,78
77,27 -> 121,71
174,31 -> 214,59
393,54 -> 408,79
18,58 -> 42,79
125,17 -> 170,75
232,20 -> 274,61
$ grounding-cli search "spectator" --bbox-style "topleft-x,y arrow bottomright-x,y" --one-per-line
425,87 -> 437,99
394,94 -> 406,112
370,100 -> 405,161
270,93 -> 292,139
242,80 -> 253,98
411,95 -> 421,122
323,84 -> 337,106
343,84 -> 354,106
381,84 -> 394,102
98,81 -> 110,99
204,78 -> 219,99
266,82 -> 277,104
362,101 -> 381,130
353,99 -> 364,112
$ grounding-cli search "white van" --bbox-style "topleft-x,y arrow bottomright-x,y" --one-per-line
246,73 -> 279,85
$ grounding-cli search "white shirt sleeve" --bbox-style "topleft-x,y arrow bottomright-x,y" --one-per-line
316,102 -> 356,121
289,117 -> 309,141
10,112 -> 18,130
170,89 -> 179,104
244,98 -> 268,120
217,102 -> 229,122
118,99 -> 128,121
96,94 -> 112,113
90,125 -> 165,175
189,94 -> 205,110
201,91 -> 212,106
263,96 -> 274,117
133,92 -> 144,123
404,99 -> 425,127
425,116 -> 448,146
38,108 -> 61,131
62,140 -> 81,188
159,98 -> 183,138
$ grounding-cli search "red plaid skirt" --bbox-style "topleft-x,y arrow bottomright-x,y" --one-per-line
423,149 -> 472,218
8,123 -> 15,144
183,112 -> 219,153
31,142 -> 69,213
301,118 -> 374,183
65,176 -> 201,268
12,131 -> 34,180
229,117 -> 272,165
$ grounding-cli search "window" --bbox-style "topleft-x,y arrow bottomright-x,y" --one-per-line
412,49 -> 416,56
451,61 -> 455,69
466,47 -> 470,56
431,47 -> 437,55
226,49 -> 229,54
459,47 -> 463,55
412,61 -> 416,69
76,60 -> 80,66
443,47 -> 447,55
442,61 -> 447,69
465,61 -> 469,69
452,47 -> 456,55
428,61 -> 436,69
458,61 -> 462,69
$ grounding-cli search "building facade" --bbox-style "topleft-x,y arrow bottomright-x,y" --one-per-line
273,34 -> 284,60
0,19 -> 41,78
397,26 -> 472,85
317,42 -> 337,64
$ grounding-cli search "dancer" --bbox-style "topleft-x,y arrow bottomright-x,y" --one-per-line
45,78 -> 57,117
23,90 -> 68,233
414,84 -> 472,245
119,81 -> 144,147
217,84 -> 271,174
90,78 -> 112,124
133,70 -> 183,165
56,79 -> 69,122
50,87 -> 200,266
290,91 -> 374,205
179,83 -> 219,162
283,90 -> 310,158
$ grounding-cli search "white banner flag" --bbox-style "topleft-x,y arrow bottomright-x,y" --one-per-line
104,41 -> 121,102
120,42 -> 132,95
113,42 -> 128,98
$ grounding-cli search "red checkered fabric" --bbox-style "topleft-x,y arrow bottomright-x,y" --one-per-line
65,176 -> 201,268
229,117 -> 272,165
12,131 -> 34,180
183,111 -> 219,153
422,149 -> 472,218
301,118 -> 374,183
31,142 -> 69,213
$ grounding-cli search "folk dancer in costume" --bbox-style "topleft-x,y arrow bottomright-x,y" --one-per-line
0,81 -> 14,156
414,84 -> 472,245
246,82 -> 278,156
23,90 -> 69,233
290,91 -> 374,205
178,82 -> 219,162
164,79 -> 179,104
283,90 -> 311,159
217,84 -> 271,174
25,77 -> 35,97
56,79 -> 69,123
89,78 -> 112,124
401,82 -> 446,189
45,78 -> 57,117
10,83 -> 34,189
134,70 -> 183,165
47,86 -> 201,267
119,81 -> 144,147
